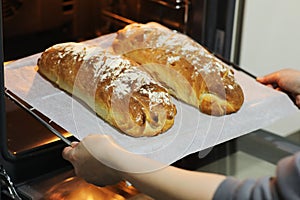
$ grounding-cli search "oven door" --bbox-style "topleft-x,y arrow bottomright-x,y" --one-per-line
3,129 -> 300,199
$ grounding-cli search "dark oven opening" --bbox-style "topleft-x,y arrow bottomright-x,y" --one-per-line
0,0 -> 246,199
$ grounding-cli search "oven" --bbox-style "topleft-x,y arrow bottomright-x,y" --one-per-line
98,0 -> 241,60
1,0 -> 300,199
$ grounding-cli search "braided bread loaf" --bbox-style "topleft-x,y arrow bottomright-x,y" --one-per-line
37,42 -> 176,137
113,22 -> 244,116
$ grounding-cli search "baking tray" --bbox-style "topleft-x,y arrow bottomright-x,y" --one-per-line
4,33 -> 299,164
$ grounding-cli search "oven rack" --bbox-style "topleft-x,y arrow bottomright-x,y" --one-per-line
5,88 -> 72,147
101,0 -> 190,33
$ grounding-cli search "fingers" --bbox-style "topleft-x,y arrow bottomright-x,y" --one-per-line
70,141 -> 79,148
264,83 -> 278,89
257,72 -> 279,85
62,141 -> 79,162
62,135 -> 114,163
62,146 -> 73,161
296,95 -> 300,108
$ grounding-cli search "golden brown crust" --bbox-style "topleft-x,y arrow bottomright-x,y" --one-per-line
37,42 -> 176,137
112,22 -> 244,115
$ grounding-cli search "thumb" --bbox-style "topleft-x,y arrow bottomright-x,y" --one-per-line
257,73 -> 278,85
62,141 -> 79,161
295,95 -> 300,109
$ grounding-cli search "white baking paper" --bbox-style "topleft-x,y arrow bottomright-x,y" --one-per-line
4,34 -> 299,164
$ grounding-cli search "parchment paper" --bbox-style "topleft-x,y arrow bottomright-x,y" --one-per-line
4,34 -> 299,164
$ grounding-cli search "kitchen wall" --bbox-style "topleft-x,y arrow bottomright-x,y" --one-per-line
237,0 -> 300,136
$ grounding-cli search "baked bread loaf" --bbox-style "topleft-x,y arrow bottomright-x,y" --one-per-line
113,22 -> 244,116
37,42 -> 177,137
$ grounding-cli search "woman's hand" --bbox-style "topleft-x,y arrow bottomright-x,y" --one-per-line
62,135 -> 122,186
62,134 -> 226,200
257,68 -> 300,108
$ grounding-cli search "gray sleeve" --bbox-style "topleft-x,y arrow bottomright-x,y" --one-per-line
213,152 -> 300,200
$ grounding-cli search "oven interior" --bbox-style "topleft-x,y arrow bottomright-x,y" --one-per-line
1,0 -> 299,199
